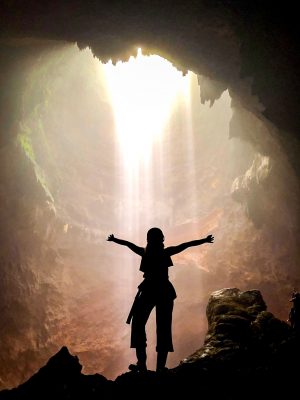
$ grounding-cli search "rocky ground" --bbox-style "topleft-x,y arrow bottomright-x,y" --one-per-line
1,288 -> 298,400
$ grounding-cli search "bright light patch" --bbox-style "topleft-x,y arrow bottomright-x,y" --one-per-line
103,48 -> 190,167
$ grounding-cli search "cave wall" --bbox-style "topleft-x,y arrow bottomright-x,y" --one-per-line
1,2 -> 299,129
0,43 -> 132,387
0,0 -> 300,390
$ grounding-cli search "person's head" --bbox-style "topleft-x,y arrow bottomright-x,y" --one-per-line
146,227 -> 164,248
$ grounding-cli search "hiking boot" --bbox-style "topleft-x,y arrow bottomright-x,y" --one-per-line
128,362 -> 147,373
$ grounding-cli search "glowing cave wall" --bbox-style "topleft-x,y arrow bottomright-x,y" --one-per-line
0,41 -> 299,389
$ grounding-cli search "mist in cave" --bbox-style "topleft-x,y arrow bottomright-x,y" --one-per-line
0,43 -> 299,389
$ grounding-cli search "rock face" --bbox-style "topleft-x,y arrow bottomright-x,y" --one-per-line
182,288 -> 289,365
0,2 -> 300,390
0,346 -> 112,400
173,288 -> 299,398
1,288 -> 299,399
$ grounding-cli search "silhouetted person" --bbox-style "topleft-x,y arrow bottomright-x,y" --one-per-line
288,290 -> 300,333
107,227 -> 214,372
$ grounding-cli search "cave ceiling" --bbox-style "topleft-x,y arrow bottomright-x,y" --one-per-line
0,0 -> 299,142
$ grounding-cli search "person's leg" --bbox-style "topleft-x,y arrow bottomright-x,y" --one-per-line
135,346 -> 147,372
156,350 -> 168,371
156,299 -> 174,371
130,293 -> 154,371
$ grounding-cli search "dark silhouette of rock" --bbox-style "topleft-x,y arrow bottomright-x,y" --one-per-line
181,288 -> 288,363
170,288 -> 299,398
0,346 -> 112,399
288,290 -> 300,332
1,288 -> 299,399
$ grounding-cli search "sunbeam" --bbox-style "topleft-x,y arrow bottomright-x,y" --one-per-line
103,48 -> 190,168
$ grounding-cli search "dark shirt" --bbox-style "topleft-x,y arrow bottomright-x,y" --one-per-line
138,248 -> 176,300
140,248 -> 173,281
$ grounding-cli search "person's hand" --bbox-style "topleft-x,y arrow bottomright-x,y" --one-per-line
107,234 -> 115,241
205,234 -> 214,243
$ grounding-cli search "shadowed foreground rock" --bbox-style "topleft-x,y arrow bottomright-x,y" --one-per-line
1,288 -> 299,399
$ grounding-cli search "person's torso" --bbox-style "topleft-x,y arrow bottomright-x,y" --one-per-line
140,249 -> 173,281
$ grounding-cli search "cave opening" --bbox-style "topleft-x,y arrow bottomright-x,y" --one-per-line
16,44 -> 237,375
1,40 -> 299,389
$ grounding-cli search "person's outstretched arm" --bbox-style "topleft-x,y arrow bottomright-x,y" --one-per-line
166,234 -> 214,256
107,234 -> 144,256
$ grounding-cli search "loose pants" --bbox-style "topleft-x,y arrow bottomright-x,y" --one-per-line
130,283 -> 175,352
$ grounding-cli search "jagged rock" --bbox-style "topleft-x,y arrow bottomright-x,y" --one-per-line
0,346 -> 111,399
180,288 -> 291,365
0,288 -> 299,399
231,155 -> 272,202
172,288 -> 299,398
231,154 -> 274,226
197,75 -> 228,106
